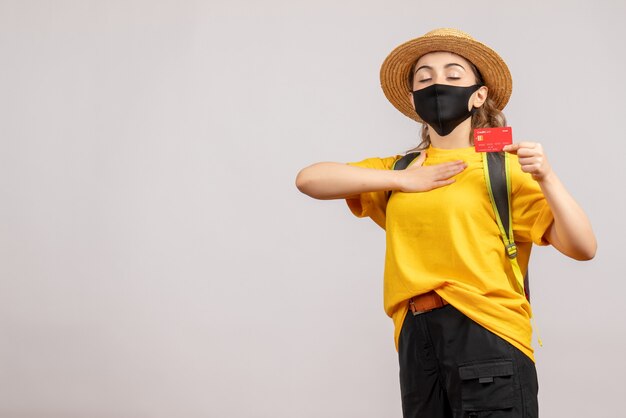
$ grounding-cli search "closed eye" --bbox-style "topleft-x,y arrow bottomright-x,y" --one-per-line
418,77 -> 462,83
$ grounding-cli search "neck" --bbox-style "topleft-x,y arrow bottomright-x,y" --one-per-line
428,117 -> 472,149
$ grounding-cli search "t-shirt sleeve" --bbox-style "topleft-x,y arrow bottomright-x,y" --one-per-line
345,155 -> 400,230
509,153 -> 554,245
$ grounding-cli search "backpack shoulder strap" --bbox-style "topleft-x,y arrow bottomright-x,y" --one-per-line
386,152 -> 421,199
482,151 -> 530,301
391,151 -> 533,302
392,151 -> 421,170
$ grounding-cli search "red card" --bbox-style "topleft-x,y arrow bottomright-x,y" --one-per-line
473,127 -> 513,152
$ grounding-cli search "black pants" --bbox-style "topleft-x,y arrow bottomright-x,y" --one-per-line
398,303 -> 539,418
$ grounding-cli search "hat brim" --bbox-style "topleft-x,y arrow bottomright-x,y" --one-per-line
380,33 -> 512,124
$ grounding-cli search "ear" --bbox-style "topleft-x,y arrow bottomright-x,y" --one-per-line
470,85 -> 488,110
408,91 -> 415,109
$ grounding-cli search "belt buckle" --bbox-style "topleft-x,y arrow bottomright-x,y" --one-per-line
409,299 -> 432,316
412,309 -> 431,316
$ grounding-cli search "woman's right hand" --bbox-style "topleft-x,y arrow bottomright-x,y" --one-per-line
396,152 -> 467,192
296,153 -> 467,200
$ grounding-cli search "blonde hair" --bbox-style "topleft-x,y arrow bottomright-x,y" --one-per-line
407,59 -> 507,152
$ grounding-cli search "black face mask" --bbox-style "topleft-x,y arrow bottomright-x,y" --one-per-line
412,83 -> 483,136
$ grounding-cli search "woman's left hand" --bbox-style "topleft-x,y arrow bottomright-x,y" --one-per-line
502,142 -> 552,181
504,142 -> 596,260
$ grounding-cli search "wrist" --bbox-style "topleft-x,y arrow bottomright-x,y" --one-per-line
535,168 -> 557,186
537,168 -> 555,181
387,170 -> 404,191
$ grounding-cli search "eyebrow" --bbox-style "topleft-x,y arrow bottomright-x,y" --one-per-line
414,63 -> 466,74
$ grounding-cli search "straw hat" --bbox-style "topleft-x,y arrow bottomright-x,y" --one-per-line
379,28 -> 512,123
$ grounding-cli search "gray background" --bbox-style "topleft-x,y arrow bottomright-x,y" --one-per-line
1,0 -> 624,417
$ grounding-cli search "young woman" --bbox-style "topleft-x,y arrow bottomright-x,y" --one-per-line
295,28 -> 596,418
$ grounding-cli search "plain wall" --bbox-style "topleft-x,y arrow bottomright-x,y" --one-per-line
1,0 -> 624,417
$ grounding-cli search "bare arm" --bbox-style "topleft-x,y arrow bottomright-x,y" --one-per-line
538,171 -> 596,260
504,142 -> 597,260
295,152 -> 467,200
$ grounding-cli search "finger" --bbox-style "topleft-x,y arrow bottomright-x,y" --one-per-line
502,143 -> 521,154
431,178 -> 456,188
518,156 -> 538,166
520,163 -> 541,174
517,146 -> 544,159
432,160 -> 466,171
424,178 -> 455,192
516,148 -> 538,159
509,142 -> 538,156
415,160 -> 463,174
433,162 -> 466,175
517,141 -> 537,149
434,164 -> 466,180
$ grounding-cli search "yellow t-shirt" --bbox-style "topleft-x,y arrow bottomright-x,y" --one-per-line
345,145 -> 554,362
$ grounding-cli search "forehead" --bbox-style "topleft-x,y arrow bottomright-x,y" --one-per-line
414,51 -> 472,69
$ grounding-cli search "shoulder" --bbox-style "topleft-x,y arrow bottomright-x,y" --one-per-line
347,154 -> 404,170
